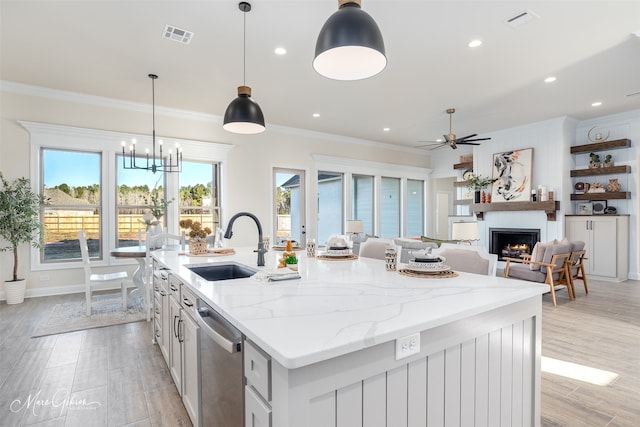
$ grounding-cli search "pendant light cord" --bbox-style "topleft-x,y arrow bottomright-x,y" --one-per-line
243,8 -> 246,86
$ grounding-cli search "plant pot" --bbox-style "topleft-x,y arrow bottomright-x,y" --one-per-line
286,263 -> 298,271
189,240 -> 208,255
4,279 -> 26,304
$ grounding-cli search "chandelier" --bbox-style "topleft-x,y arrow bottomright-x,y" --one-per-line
121,74 -> 182,173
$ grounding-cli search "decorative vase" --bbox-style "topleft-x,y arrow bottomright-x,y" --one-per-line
474,191 -> 481,203
146,223 -> 163,249
604,161 -> 613,168
589,161 -> 601,169
481,191 -> 486,203
189,240 -> 208,255
4,279 -> 26,304
486,193 -> 492,203
606,178 -> 621,192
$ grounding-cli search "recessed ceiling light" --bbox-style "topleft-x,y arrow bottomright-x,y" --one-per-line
274,47 -> 286,55
312,113 -> 320,118
592,101 -> 602,107
468,40 -> 482,48
544,76 -> 556,83
383,127 -> 390,132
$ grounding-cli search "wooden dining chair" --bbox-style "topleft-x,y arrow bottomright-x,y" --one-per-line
79,230 -> 130,316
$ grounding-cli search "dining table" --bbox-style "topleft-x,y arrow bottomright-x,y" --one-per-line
110,245 -> 150,316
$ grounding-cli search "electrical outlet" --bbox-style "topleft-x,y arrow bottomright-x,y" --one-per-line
395,332 -> 420,360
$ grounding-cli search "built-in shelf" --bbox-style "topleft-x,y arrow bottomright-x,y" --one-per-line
570,192 -> 631,201
453,161 -> 473,170
454,199 -> 472,206
570,165 -> 630,177
471,200 -> 560,221
570,138 -> 631,154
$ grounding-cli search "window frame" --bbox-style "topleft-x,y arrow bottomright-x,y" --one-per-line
23,121 -> 231,271
312,155 -> 430,240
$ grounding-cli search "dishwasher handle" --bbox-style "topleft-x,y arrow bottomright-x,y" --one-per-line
197,307 -> 242,354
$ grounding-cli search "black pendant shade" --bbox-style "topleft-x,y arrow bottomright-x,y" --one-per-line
223,85 -> 265,134
223,1 -> 265,134
313,0 -> 386,81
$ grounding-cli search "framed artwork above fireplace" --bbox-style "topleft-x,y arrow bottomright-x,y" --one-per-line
491,148 -> 533,203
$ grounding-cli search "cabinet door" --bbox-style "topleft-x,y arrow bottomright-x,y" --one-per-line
159,288 -> 170,363
181,311 -> 200,427
566,218 -> 594,274
590,217 -> 618,277
168,295 -> 183,394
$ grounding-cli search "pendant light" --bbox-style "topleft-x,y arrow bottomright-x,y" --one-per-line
313,0 -> 386,81
223,1 -> 265,134
121,74 -> 182,173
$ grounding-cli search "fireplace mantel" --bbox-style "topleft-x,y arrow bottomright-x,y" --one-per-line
471,200 -> 560,221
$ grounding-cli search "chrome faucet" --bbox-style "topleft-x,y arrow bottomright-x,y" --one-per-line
223,212 -> 266,266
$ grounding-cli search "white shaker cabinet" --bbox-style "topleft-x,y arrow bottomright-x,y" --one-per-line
566,215 -> 629,281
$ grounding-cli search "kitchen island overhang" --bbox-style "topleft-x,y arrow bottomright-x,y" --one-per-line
153,247 -> 546,426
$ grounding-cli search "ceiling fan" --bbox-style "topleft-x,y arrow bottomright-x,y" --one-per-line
417,108 -> 491,150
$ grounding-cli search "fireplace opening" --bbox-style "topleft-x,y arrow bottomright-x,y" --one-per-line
489,228 -> 540,261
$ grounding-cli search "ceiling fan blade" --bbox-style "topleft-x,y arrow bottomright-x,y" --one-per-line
443,134 -> 450,142
429,144 -> 448,151
455,134 -> 477,142
456,141 -> 481,146
450,142 -> 458,149
416,142 -> 444,148
461,137 -> 492,142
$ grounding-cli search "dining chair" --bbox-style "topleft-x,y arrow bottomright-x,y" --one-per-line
358,238 -> 394,260
79,230 -> 131,316
432,243 -> 498,276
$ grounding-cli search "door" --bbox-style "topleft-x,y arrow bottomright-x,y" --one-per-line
590,217 -> 617,277
274,168 -> 306,246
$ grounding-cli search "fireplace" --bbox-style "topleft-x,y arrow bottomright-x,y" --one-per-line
490,228 -> 540,261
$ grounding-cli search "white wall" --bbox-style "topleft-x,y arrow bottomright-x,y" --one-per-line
431,111 -> 640,280
0,84 -> 430,295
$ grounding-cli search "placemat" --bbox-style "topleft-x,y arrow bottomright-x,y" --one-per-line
316,254 -> 359,261
398,268 -> 458,279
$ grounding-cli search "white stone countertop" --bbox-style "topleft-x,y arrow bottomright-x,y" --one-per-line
152,247 -> 547,369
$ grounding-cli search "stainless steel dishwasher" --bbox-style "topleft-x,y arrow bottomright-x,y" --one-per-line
197,299 -> 244,427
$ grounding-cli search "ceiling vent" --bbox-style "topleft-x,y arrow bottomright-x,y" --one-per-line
504,10 -> 538,28
163,25 -> 193,44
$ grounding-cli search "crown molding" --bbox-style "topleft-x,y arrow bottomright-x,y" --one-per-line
2,80 -> 428,155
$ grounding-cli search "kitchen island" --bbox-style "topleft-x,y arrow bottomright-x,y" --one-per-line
153,247 -> 546,427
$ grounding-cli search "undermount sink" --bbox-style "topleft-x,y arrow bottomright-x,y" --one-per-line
186,262 -> 257,281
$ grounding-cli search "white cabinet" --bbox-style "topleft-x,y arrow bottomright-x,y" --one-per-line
165,273 -> 201,427
245,340 -> 272,427
566,215 -> 629,281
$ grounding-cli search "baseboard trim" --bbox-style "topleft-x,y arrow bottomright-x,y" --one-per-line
0,283 -> 134,301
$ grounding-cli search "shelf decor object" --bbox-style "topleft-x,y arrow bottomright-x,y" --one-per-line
313,0 -> 386,81
121,74 -> 182,174
223,2 -> 266,134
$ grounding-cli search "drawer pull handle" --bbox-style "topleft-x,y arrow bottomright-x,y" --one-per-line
182,298 -> 193,307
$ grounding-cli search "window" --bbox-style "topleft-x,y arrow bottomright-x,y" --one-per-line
352,174 -> 374,235
406,179 -> 424,236
42,149 -> 102,262
317,171 -> 343,245
24,121 -> 231,270
179,161 -> 220,237
116,156 -> 165,247
380,177 -> 400,238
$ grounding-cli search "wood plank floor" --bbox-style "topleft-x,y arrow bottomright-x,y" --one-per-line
0,278 -> 638,426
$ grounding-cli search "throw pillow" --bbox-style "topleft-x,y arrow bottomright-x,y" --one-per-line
529,241 -> 552,271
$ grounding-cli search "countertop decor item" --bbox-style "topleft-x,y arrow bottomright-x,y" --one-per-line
223,2 -> 265,134
313,0 -> 386,81
180,219 -> 212,255
0,172 -> 49,304
121,74 -> 182,173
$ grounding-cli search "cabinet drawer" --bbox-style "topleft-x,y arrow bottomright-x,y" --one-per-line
245,385 -> 272,427
180,286 -> 198,319
168,274 -> 181,299
244,340 -> 271,401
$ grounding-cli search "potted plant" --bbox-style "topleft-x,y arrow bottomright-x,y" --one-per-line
604,154 -> 613,167
285,255 -> 298,271
179,219 -> 212,255
589,152 -> 601,168
465,173 -> 496,203
0,172 -> 49,304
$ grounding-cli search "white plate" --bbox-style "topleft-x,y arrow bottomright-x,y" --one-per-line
320,252 -> 353,258
406,264 -> 451,273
